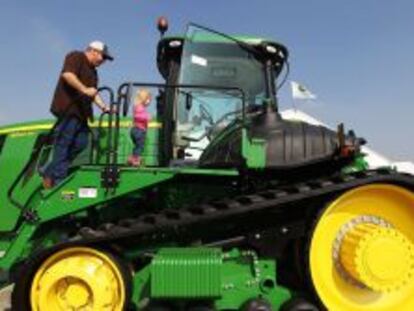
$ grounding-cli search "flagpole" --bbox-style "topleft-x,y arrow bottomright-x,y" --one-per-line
292,98 -> 298,120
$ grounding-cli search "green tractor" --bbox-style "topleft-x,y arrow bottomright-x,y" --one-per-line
1,22 -> 414,311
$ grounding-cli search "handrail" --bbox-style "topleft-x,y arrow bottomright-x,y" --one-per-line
117,82 -> 246,119
7,87 -> 114,213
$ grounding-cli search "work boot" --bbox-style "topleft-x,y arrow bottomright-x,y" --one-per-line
127,155 -> 141,167
42,176 -> 54,189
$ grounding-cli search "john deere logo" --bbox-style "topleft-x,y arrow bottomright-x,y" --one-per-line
61,190 -> 75,201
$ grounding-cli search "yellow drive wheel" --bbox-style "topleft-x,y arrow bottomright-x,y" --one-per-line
29,247 -> 128,311
310,184 -> 414,311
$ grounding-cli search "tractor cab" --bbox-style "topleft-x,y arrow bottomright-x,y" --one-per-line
130,23 -> 351,172
153,24 -> 288,167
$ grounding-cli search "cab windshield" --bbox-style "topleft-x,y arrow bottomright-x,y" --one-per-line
174,25 -> 267,159
178,25 -> 267,106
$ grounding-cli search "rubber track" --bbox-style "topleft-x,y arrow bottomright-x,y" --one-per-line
67,169 -> 414,250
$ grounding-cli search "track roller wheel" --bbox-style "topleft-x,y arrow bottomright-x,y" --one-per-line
12,246 -> 130,311
186,304 -> 215,311
241,298 -> 272,311
142,301 -> 174,311
186,300 -> 216,311
280,297 -> 319,311
309,184 -> 414,310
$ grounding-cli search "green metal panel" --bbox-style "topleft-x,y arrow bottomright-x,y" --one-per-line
36,167 -> 237,223
142,127 -> 159,166
98,124 -> 159,166
342,153 -> 369,174
151,248 -> 222,298
216,249 -> 291,310
90,120 -> 160,167
0,223 -> 37,270
130,247 -> 292,310
131,264 -> 151,309
36,167 -> 176,222
0,120 -> 52,135
0,132 -> 41,231
242,129 -> 266,168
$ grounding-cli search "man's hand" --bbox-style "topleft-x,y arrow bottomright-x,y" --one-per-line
110,105 -> 118,114
83,87 -> 98,98
101,104 -> 110,113
100,104 -> 118,114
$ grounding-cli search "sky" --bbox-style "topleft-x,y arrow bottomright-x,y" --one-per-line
0,1 -> 413,162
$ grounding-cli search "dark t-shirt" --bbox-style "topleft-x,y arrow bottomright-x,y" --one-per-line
50,51 -> 98,122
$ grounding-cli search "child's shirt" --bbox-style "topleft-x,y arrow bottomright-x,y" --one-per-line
133,104 -> 150,130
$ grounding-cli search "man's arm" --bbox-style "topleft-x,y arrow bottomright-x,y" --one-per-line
61,72 -> 109,112
62,72 -> 96,97
93,93 -> 110,113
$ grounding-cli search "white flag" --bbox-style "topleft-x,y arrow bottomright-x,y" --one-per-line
291,81 -> 317,100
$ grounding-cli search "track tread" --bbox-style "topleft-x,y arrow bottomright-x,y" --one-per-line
31,170 -> 414,263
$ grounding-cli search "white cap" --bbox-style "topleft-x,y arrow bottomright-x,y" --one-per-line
88,40 -> 114,61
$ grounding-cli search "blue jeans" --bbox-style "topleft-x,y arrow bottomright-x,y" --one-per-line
130,127 -> 146,156
43,117 -> 89,184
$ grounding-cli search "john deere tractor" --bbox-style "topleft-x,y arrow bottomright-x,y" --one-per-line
1,21 -> 414,311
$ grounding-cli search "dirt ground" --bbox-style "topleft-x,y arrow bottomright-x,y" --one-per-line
0,285 -> 11,311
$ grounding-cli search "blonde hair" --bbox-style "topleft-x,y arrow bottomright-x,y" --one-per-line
135,89 -> 151,106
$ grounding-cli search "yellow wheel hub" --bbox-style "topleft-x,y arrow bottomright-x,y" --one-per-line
339,223 -> 414,292
30,247 -> 126,311
56,278 -> 91,309
310,184 -> 414,311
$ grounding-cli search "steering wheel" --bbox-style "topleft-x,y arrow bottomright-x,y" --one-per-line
205,109 -> 242,140
181,108 -> 242,143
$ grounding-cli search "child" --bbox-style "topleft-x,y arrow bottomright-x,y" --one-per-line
128,89 -> 151,166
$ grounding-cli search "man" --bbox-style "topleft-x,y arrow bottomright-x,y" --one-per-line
42,41 -> 114,189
